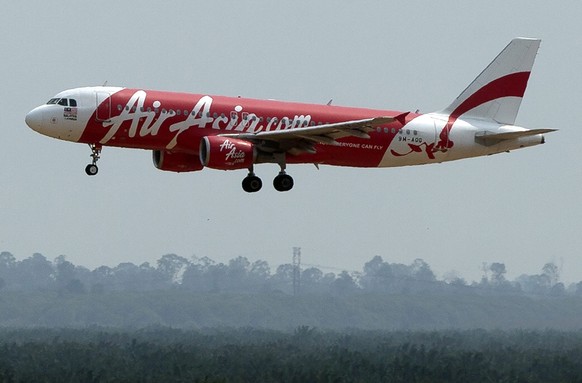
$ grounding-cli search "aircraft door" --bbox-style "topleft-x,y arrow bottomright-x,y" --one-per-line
96,92 -> 111,121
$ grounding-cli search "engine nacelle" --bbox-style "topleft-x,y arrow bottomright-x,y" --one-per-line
200,136 -> 255,170
152,150 -> 204,172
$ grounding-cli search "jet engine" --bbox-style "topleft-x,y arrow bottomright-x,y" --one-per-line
152,150 -> 204,172
200,136 -> 255,170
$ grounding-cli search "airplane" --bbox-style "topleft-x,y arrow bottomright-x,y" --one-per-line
25,37 -> 555,192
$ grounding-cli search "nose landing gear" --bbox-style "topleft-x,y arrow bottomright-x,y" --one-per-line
85,144 -> 101,176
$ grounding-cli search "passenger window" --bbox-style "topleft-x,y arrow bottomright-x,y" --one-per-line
69,99 -> 77,107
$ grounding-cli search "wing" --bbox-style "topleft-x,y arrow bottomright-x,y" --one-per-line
221,112 -> 409,155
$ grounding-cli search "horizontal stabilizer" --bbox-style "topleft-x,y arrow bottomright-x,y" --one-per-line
475,128 -> 557,146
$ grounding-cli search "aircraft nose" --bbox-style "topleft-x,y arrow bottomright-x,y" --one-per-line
25,107 -> 43,132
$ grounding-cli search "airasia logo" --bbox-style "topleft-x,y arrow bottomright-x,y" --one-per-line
219,139 -> 246,164
99,90 -> 311,150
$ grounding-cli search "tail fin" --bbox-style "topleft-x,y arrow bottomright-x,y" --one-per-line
439,38 -> 541,125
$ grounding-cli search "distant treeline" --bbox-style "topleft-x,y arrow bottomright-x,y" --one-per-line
0,251 -> 577,297
1,327 -> 582,382
1,251 -> 582,329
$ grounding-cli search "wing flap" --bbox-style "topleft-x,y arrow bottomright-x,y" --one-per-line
221,112 -> 410,154
222,116 -> 397,141
221,113 -> 408,154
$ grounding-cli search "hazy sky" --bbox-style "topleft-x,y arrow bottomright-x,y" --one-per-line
2,1 -> 581,283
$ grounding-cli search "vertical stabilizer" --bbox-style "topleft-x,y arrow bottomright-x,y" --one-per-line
439,38 -> 540,125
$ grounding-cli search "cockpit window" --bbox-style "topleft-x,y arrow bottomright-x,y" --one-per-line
46,98 -> 74,106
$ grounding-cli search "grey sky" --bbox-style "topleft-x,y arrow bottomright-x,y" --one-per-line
2,1 -> 580,283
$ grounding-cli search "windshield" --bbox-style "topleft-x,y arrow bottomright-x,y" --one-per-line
46,98 -> 77,107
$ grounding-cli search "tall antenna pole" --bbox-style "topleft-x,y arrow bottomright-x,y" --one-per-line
292,247 -> 301,296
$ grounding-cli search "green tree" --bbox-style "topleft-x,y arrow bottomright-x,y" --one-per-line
208,263 -> 229,292
271,264 -> 295,293
489,262 -> 507,285
227,256 -> 251,289
157,254 -> 190,284
250,260 -> 270,279
0,252 -> 15,269
411,258 -> 436,281
542,262 -> 560,286
302,267 -> 324,294
361,256 -> 392,292
55,256 -> 76,292
16,253 -> 54,290
64,279 -> 86,294
248,260 -> 271,292
0,252 -> 16,289
332,271 -> 358,295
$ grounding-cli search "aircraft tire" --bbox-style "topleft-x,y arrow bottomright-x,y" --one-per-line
273,174 -> 293,192
85,164 -> 98,176
242,175 -> 262,193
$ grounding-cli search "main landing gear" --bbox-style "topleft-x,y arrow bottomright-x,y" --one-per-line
273,172 -> 293,192
242,164 -> 294,193
242,172 -> 263,193
85,144 -> 101,176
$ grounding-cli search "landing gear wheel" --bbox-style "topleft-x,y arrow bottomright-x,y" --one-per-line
86,143 -> 102,176
85,164 -> 98,176
273,173 -> 294,192
242,175 -> 262,193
